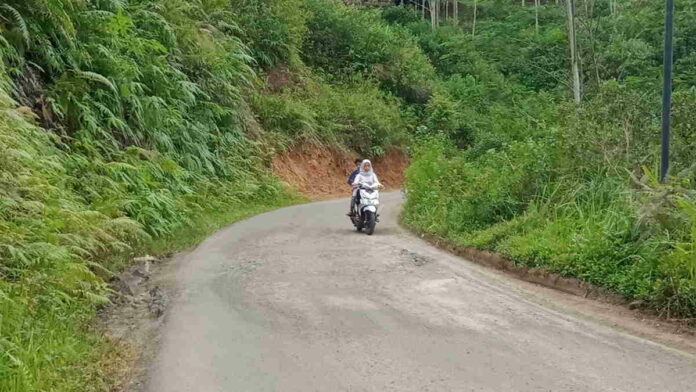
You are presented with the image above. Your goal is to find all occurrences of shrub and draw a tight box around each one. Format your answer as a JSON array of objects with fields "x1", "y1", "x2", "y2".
[
  {"x1": 302, "y1": 0, "x2": 436, "y2": 103},
  {"x1": 231, "y1": 0, "x2": 309, "y2": 67},
  {"x1": 252, "y1": 75, "x2": 413, "y2": 156}
]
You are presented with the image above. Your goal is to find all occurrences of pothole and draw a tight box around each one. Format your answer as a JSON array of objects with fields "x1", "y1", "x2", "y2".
[{"x1": 400, "y1": 248, "x2": 431, "y2": 266}]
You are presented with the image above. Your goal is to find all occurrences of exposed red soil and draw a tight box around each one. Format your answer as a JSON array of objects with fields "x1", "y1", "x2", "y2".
[
  {"x1": 373, "y1": 148, "x2": 408, "y2": 187},
  {"x1": 264, "y1": 64, "x2": 304, "y2": 93},
  {"x1": 271, "y1": 145, "x2": 409, "y2": 200}
]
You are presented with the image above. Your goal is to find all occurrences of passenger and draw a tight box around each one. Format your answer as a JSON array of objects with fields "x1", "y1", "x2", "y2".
[{"x1": 348, "y1": 159, "x2": 382, "y2": 216}]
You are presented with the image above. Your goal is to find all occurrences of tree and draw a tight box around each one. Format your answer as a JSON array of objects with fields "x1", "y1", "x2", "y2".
[
  {"x1": 566, "y1": 0, "x2": 582, "y2": 102},
  {"x1": 430, "y1": 0, "x2": 439, "y2": 29},
  {"x1": 472, "y1": 0, "x2": 478, "y2": 36}
]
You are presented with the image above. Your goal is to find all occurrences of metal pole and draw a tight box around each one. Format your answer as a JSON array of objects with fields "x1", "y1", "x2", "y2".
[{"x1": 660, "y1": 0, "x2": 675, "y2": 183}]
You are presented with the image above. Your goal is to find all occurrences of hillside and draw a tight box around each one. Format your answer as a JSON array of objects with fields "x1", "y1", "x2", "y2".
[
  {"x1": 0, "y1": 0, "x2": 421, "y2": 389},
  {"x1": 1, "y1": 0, "x2": 695, "y2": 390}
]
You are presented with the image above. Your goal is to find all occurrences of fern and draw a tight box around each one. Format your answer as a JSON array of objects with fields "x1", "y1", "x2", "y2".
[
  {"x1": 0, "y1": 0, "x2": 303, "y2": 389},
  {"x1": 0, "y1": 5, "x2": 29, "y2": 47},
  {"x1": 73, "y1": 70, "x2": 119, "y2": 96}
]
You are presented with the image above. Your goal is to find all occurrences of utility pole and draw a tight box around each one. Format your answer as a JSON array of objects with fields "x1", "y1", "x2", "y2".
[{"x1": 660, "y1": 0, "x2": 675, "y2": 183}]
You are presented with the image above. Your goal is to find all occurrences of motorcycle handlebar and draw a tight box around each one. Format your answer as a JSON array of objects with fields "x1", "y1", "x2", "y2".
[{"x1": 353, "y1": 183, "x2": 382, "y2": 190}]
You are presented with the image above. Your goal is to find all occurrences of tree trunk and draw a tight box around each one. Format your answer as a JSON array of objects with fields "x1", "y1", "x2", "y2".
[
  {"x1": 535, "y1": 0, "x2": 540, "y2": 33},
  {"x1": 453, "y1": 0, "x2": 458, "y2": 25},
  {"x1": 472, "y1": 0, "x2": 478, "y2": 37},
  {"x1": 430, "y1": 0, "x2": 437, "y2": 29},
  {"x1": 566, "y1": 0, "x2": 582, "y2": 102}
]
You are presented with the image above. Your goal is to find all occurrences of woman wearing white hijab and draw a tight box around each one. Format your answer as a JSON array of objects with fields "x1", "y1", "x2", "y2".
[
  {"x1": 352, "y1": 159, "x2": 381, "y2": 188},
  {"x1": 348, "y1": 159, "x2": 382, "y2": 215}
]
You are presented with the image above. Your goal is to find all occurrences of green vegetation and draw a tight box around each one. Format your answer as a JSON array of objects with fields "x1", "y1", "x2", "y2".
[
  {"x1": 0, "y1": 1, "x2": 298, "y2": 389},
  {"x1": 398, "y1": 1, "x2": 696, "y2": 321},
  {"x1": 2, "y1": 0, "x2": 696, "y2": 390},
  {"x1": 0, "y1": 0, "x2": 417, "y2": 390}
]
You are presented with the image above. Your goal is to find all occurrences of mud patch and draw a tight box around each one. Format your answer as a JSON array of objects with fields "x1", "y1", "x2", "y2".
[
  {"x1": 97, "y1": 252, "x2": 182, "y2": 391},
  {"x1": 264, "y1": 64, "x2": 304, "y2": 93}
]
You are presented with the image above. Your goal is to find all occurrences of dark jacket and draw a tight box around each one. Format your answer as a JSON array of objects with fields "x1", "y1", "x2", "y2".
[{"x1": 347, "y1": 168, "x2": 360, "y2": 185}]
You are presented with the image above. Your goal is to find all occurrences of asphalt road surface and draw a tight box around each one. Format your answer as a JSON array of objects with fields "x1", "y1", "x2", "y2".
[{"x1": 145, "y1": 192, "x2": 696, "y2": 392}]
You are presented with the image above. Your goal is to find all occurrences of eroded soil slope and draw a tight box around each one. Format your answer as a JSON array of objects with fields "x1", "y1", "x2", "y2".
[{"x1": 271, "y1": 145, "x2": 408, "y2": 199}]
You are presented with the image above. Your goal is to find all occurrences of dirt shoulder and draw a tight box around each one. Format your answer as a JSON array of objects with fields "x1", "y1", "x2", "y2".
[{"x1": 97, "y1": 252, "x2": 182, "y2": 391}]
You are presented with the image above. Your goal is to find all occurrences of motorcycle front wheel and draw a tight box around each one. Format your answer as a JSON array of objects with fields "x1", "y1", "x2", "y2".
[{"x1": 365, "y1": 211, "x2": 376, "y2": 235}]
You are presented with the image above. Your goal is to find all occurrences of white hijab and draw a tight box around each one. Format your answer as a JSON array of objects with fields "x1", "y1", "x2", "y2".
[{"x1": 353, "y1": 159, "x2": 380, "y2": 186}]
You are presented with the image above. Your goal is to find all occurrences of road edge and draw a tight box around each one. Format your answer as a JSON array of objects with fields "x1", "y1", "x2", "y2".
[
  {"x1": 398, "y1": 215, "x2": 696, "y2": 355},
  {"x1": 97, "y1": 198, "x2": 308, "y2": 391}
]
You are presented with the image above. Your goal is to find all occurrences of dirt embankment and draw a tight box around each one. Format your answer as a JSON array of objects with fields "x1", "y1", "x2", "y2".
[{"x1": 271, "y1": 145, "x2": 408, "y2": 200}]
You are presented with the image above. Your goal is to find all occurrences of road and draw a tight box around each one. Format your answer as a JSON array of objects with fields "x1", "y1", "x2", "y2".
[{"x1": 145, "y1": 191, "x2": 696, "y2": 392}]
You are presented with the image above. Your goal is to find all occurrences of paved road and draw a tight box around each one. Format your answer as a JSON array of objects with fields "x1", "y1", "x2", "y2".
[{"x1": 146, "y1": 192, "x2": 696, "y2": 392}]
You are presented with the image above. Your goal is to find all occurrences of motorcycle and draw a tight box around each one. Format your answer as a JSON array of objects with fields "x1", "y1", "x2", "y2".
[{"x1": 350, "y1": 183, "x2": 380, "y2": 235}]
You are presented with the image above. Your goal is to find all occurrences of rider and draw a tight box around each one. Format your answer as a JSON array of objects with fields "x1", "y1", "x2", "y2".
[
  {"x1": 347, "y1": 158, "x2": 362, "y2": 215},
  {"x1": 348, "y1": 159, "x2": 382, "y2": 216},
  {"x1": 347, "y1": 158, "x2": 362, "y2": 187}
]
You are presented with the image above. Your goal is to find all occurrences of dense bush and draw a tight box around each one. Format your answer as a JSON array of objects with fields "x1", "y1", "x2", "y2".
[
  {"x1": 396, "y1": 1, "x2": 696, "y2": 321},
  {"x1": 1, "y1": 0, "x2": 423, "y2": 388},
  {"x1": 302, "y1": 0, "x2": 436, "y2": 103},
  {"x1": 253, "y1": 76, "x2": 413, "y2": 156},
  {"x1": 404, "y1": 135, "x2": 695, "y2": 320},
  {"x1": 0, "y1": 1, "x2": 297, "y2": 390},
  {"x1": 231, "y1": 0, "x2": 309, "y2": 67}
]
